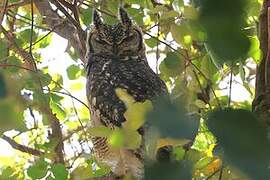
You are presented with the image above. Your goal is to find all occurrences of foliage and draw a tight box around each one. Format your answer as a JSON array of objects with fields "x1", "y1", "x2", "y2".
[{"x1": 0, "y1": 0, "x2": 267, "y2": 179}]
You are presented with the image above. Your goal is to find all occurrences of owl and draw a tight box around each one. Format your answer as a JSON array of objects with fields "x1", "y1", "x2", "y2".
[{"x1": 86, "y1": 7, "x2": 168, "y2": 178}]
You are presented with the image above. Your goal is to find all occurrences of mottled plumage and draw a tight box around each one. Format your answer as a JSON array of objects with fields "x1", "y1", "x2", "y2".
[{"x1": 86, "y1": 8, "x2": 167, "y2": 178}]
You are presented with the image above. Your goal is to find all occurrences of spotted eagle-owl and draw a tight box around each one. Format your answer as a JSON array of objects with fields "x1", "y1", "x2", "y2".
[{"x1": 86, "y1": 7, "x2": 167, "y2": 178}]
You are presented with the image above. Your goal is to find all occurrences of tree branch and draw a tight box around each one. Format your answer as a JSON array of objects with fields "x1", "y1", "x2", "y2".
[
  {"x1": 34, "y1": 0, "x2": 86, "y2": 62},
  {"x1": 0, "y1": 24, "x2": 65, "y2": 164},
  {"x1": 2, "y1": 135, "x2": 44, "y2": 156},
  {"x1": 42, "y1": 106, "x2": 65, "y2": 164},
  {"x1": 252, "y1": 0, "x2": 270, "y2": 126}
]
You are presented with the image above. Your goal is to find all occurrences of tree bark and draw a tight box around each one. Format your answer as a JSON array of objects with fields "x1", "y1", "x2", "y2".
[{"x1": 253, "y1": 0, "x2": 270, "y2": 127}]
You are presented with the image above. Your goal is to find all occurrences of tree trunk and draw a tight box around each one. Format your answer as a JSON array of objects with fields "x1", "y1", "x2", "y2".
[{"x1": 253, "y1": 0, "x2": 270, "y2": 127}]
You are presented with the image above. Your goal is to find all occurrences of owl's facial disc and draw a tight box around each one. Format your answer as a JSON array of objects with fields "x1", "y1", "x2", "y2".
[{"x1": 90, "y1": 8, "x2": 142, "y2": 56}]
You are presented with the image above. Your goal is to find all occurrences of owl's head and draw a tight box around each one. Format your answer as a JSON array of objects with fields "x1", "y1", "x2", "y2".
[{"x1": 87, "y1": 8, "x2": 145, "y2": 57}]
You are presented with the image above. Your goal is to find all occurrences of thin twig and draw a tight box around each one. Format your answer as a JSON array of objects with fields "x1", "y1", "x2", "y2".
[
  {"x1": 2, "y1": 134, "x2": 44, "y2": 156},
  {"x1": 6, "y1": 11, "x2": 51, "y2": 30},
  {"x1": 228, "y1": 63, "x2": 233, "y2": 107},
  {"x1": 46, "y1": 90, "x2": 89, "y2": 109}
]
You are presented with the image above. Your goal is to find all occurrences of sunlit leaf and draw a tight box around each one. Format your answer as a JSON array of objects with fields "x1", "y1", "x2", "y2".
[
  {"x1": 248, "y1": 36, "x2": 262, "y2": 64},
  {"x1": 66, "y1": 65, "x2": 81, "y2": 80},
  {"x1": 0, "y1": 167, "x2": 18, "y2": 180},
  {"x1": 88, "y1": 126, "x2": 113, "y2": 137},
  {"x1": 37, "y1": 33, "x2": 52, "y2": 49},
  {"x1": 109, "y1": 129, "x2": 125, "y2": 148},
  {"x1": 50, "y1": 101, "x2": 66, "y2": 120}
]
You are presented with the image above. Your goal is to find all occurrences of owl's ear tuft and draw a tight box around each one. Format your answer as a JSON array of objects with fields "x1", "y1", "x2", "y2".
[
  {"x1": 93, "y1": 9, "x2": 103, "y2": 29},
  {"x1": 119, "y1": 7, "x2": 132, "y2": 28}
]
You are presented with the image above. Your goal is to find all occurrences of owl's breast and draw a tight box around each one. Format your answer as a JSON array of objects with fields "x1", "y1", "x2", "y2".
[{"x1": 86, "y1": 56, "x2": 167, "y2": 127}]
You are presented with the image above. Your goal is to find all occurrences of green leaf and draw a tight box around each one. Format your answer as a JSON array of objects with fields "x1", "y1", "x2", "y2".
[
  {"x1": 33, "y1": 91, "x2": 50, "y2": 107},
  {"x1": 19, "y1": 29, "x2": 38, "y2": 46},
  {"x1": 27, "y1": 158, "x2": 48, "y2": 179},
  {"x1": 0, "y1": 99, "x2": 26, "y2": 134},
  {"x1": 50, "y1": 101, "x2": 66, "y2": 120},
  {"x1": 183, "y1": 6, "x2": 198, "y2": 19},
  {"x1": 81, "y1": 8, "x2": 93, "y2": 25},
  {"x1": 144, "y1": 161, "x2": 192, "y2": 180},
  {"x1": 0, "y1": 167, "x2": 17, "y2": 180},
  {"x1": 146, "y1": 97, "x2": 199, "y2": 139},
  {"x1": 66, "y1": 65, "x2": 81, "y2": 80},
  {"x1": 170, "y1": 24, "x2": 189, "y2": 45},
  {"x1": 88, "y1": 126, "x2": 113, "y2": 137},
  {"x1": 92, "y1": 166, "x2": 111, "y2": 177},
  {"x1": 145, "y1": 38, "x2": 158, "y2": 48},
  {"x1": 51, "y1": 164, "x2": 68, "y2": 180},
  {"x1": 248, "y1": 36, "x2": 262, "y2": 64},
  {"x1": 194, "y1": 156, "x2": 215, "y2": 170},
  {"x1": 72, "y1": 164, "x2": 93, "y2": 179},
  {"x1": 207, "y1": 108, "x2": 270, "y2": 179},
  {"x1": 40, "y1": 73, "x2": 53, "y2": 87},
  {"x1": 49, "y1": 74, "x2": 63, "y2": 91},
  {"x1": 50, "y1": 93, "x2": 64, "y2": 103},
  {"x1": 199, "y1": 0, "x2": 251, "y2": 63},
  {"x1": 173, "y1": 146, "x2": 186, "y2": 160},
  {"x1": 67, "y1": 47, "x2": 80, "y2": 61},
  {"x1": 185, "y1": 149, "x2": 204, "y2": 163},
  {"x1": 38, "y1": 33, "x2": 52, "y2": 49},
  {"x1": 200, "y1": 55, "x2": 218, "y2": 78},
  {"x1": 6, "y1": 56, "x2": 21, "y2": 73},
  {"x1": 109, "y1": 129, "x2": 125, "y2": 148},
  {"x1": 159, "y1": 52, "x2": 184, "y2": 77},
  {"x1": 239, "y1": 65, "x2": 245, "y2": 82}
]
